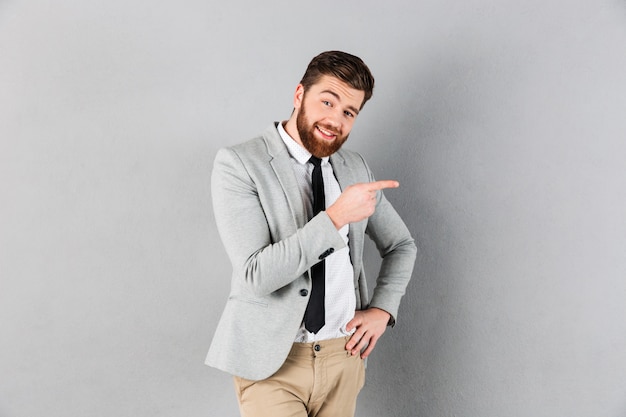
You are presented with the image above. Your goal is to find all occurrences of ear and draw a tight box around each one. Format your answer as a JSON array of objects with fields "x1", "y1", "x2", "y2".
[{"x1": 293, "y1": 84, "x2": 305, "y2": 109}]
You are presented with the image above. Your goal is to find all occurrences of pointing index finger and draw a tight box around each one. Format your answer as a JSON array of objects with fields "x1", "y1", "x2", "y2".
[{"x1": 368, "y1": 180, "x2": 400, "y2": 191}]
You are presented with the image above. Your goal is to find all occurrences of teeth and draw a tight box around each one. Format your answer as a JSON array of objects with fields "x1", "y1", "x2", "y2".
[{"x1": 317, "y1": 126, "x2": 336, "y2": 137}]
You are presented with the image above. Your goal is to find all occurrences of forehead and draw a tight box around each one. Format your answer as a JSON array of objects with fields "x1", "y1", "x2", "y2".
[{"x1": 307, "y1": 75, "x2": 365, "y2": 108}]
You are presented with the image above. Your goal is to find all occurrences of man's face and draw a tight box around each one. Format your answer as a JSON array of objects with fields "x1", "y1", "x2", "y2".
[{"x1": 294, "y1": 75, "x2": 365, "y2": 158}]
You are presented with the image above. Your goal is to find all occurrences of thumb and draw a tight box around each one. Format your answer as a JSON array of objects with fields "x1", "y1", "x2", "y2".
[{"x1": 345, "y1": 313, "x2": 361, "y2": 332}]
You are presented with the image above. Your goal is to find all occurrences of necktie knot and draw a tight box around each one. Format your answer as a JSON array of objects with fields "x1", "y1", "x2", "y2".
[{"x1": 309, "y1": 156, "x2": 322, "y2": 168}]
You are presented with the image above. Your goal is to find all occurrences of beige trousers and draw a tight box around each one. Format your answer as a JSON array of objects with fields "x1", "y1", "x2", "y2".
[{"x1": 233, "y1": 337, "x2": 365, "y2": 417}]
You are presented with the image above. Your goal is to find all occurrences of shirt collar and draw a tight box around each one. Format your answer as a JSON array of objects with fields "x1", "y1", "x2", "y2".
[{"x1": 277, "y1": 121, "x2": 330, "y2": 165}]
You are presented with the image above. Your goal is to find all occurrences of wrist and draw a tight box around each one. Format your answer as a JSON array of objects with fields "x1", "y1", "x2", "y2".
[{"x1": 325, "y1": 206, "x2": 345, "y2": 230}]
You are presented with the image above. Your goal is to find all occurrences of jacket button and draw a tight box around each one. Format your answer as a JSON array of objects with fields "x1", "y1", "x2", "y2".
[
  {"x1": 300, "y1": 289, "x2": 308, "y2": 297},
  {"x1": 314, "y1": 344, "x2": 321, "y2": 352},
  {"x1": 319, "y1": 247, "x2": 335, "y2": 260}
]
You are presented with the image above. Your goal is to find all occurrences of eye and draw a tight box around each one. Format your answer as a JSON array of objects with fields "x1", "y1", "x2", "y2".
[
  {"x1": 344, "y1": 110, "x2": 355, "y2": 118},
  {"x1": 322, "y1": 100, "x2": 331, "y2": 107}
]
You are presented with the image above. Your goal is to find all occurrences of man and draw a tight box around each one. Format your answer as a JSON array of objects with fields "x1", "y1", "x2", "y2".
[{"x1": 206, "y1": 51, "x2": 416, "y2": 417}]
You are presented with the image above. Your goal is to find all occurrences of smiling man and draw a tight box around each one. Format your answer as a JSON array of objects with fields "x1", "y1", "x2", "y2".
[{"x1": 206, "y1": 51, "x2": 417, "y2": 417}]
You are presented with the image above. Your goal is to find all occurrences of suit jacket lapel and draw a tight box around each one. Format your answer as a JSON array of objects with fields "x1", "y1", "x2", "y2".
[
  {"x1": 264, "y1": 124, "x2": 308, "y2": 229},
  {"x1": 329, "y1": 151, "x2": 356, "y2": 200}
]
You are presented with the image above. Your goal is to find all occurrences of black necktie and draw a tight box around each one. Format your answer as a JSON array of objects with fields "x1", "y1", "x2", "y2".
[{"x1": 304, "y1": 156, "x2": 325, "y2": 333}]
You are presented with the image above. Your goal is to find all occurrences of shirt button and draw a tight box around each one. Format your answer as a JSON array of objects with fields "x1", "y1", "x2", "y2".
[
  {"x1": 300, "y1": 289, "x2": 308, "y2": 297},
  {"x1": 314, "y1": 344, "x2": 321, "y2": 352}
]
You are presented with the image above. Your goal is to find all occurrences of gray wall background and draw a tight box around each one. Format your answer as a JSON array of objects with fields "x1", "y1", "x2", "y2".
[{"x1": 1, "y1": 1, "x2": 625, "y2": 416}]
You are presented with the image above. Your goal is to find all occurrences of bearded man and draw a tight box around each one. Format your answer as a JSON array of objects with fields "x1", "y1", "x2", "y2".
[{"x1": 206, "y1": 50, "x2": 417, "y2": 417}]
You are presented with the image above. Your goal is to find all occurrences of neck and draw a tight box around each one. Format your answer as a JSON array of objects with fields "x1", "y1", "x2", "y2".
[{"x1": 283, "y1": 114, "x2": 303, "y2": 148}]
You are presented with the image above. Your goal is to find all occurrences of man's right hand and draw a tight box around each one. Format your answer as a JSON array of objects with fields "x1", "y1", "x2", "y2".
[{"x1": 326, "y1": 180, "x2": 399, "y2": 229}]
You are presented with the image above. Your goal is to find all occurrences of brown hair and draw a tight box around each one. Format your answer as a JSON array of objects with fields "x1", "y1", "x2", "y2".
[{"x1": 299, "y1": 51, "x2": 375, "y2": 109}]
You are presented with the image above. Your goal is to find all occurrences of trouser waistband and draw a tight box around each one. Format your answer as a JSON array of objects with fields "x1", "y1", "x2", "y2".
[{"x1": 289, "y1": 336, "x2": 351, "y2": 357}]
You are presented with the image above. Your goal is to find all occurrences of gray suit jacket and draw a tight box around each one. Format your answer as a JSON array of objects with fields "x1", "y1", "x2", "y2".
[{"x1": 205, "y1": 123, "x2": 416, "y2": 380}]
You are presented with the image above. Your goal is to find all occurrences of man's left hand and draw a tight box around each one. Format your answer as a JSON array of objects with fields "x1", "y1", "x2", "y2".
[{"x1": 345, "y1": 307, "x2": 391, "y2": 359}]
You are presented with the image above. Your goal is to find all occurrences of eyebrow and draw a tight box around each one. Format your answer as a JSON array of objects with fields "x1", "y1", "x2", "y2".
[{"x1": 320, "y1": 89, "x2": 360, "y2": 115}]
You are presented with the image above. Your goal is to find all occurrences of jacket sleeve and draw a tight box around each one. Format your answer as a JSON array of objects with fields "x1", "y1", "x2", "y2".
[
  {"x1": 211, "y1": 147, "x2": 346, "y2": 296},
  {"x1": 362, "y1": 158, "x2": 417, "y2": 326}
]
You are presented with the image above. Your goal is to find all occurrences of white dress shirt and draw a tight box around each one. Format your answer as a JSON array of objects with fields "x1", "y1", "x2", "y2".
[{"x1": 277, "y1": 122, "x2": 356, "y2": 343}]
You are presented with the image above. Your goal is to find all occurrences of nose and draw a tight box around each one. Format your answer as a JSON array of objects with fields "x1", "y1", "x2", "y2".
[
  {"x1": 325, "y1": 110, "x2": 342, "y2": 129},
  {"x1": 326, "y1": 118, "x2": 339, "y2": 129}
]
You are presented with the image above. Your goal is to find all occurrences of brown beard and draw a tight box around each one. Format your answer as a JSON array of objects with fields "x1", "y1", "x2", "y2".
[{"x1": 296, "y1": 99, "x2": 349, "y2": 158}]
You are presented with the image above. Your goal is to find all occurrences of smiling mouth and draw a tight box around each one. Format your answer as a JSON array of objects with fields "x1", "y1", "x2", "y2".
[{"x1": 316, "y1": 125, "x2": 338, "y2": 140}]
